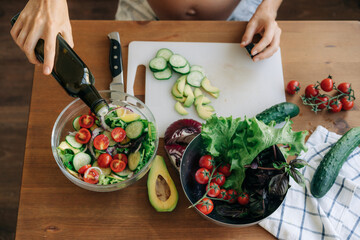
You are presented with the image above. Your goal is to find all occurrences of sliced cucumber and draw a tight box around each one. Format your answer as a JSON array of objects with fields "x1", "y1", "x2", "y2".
[
  {"x1": 175, "y1": 102, "x2": 188, "y2": 115},
  {"x1": 190, "y1": 65, "x2": 206, "y2": 76},
  {"x1": 92, "y1": 161, "x2": 111, "y2": 176},
  {"x1": 103, "y1": 131, "x2": 116, "y2": 147},
  {"x1": 156, "y1": 48, "x2": 173, "y2": 61},
  {"x1": 128, "y1": 151, "x2": 142, "y2": 171},
  {"x1": 73, "y1": 152, "x2": 91, "y2": 171},
  {"x1": 169, "y1": 54, "x2": 187, "y2": 68},
  {"x1": 65, "y1": 135, "x2": 83, "y2": 149},
  {"x1": 173, "y1": 62, "x2": 190, "y2": 75},
  {"x1": 201, "y1": 77, "x2": 220, "y2": 93},
  {"x1": 72, "y1": 115, "x2": 81, "y2": 131},
  {"x1": 114, "y1": 168, "x2": 133, "y2": 177},
  {"x1": 125, "y1": 121, "x2": 144, "y2": 139},
  {"x1": 149, "y1": 57, "x2": 167, "y2": 72},
  {"x1": 187, "y1": 71, "x2": 204, "y2": 87},
  {"x1": 153, "y1": 67, "x2": 172, "y2": 80}
]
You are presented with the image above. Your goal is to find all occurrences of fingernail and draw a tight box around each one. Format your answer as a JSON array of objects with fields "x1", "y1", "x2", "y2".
[
  {"x1": 241, "y1": 41, "x2": 246, "y2": 46},
  {"x1": 44, "y1": 66, "x2": 51, "y2": 75},
  {"x1": 253, "y1": 58, "x2": 259, "y2": 62},
  {"x1": 252, "y1": 50, "x2": 258, "y2": 55}
]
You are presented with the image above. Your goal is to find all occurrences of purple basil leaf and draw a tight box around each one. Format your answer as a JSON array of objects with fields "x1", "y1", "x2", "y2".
[
  {"x1": 289, "y1": 159, "x2": 309, "y2": 169},
  {"x1": 289, "y1": 168, "x2": 306, "y2": 187},
  {"x1": 268, "y1": 173, "x2": 289, "y2": 197}
]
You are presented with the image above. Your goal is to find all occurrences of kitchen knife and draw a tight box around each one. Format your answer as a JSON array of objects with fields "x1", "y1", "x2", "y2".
[{"x1": 107, "y1": 32, "x2": 124, "y2": 94}]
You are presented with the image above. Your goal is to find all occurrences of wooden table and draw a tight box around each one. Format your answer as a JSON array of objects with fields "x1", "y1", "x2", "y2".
[{"x1": 16, "y1": 21, "x2": 360, "y2": 239}]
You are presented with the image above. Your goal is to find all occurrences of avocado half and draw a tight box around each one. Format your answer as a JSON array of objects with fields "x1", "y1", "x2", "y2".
[{"x1": 147, "y1": 155, "x2": 178, "y2": 212}]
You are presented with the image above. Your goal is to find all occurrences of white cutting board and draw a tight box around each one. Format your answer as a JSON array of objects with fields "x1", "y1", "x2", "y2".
[{"x1": 127, "y1": 41, "x2": 286, "y2": 137}]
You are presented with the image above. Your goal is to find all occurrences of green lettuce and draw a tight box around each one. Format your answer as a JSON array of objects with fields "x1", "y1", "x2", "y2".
[{"x1": 201, "y1": 115, "x2": 308, "y2": 192}]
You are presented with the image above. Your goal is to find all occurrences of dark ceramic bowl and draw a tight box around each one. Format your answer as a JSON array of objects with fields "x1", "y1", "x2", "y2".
[{"x1": 180, "y1": 134, "x2": 287, "y2": 227}]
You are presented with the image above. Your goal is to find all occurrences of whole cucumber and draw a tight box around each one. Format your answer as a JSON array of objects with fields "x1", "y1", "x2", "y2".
[
  {"x1": 256, "y1": 102, "x2": 300, "y2": 125},
  {"x1": 310, "y1": 127, "x2": 360, "y2": 198}
]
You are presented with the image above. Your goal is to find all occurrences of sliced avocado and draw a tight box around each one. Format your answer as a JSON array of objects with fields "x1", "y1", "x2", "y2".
[
  {"x1": 174, "y1": 102, "x2": 188, "y2": 115},
  {"x1": 147, "y1": 155, "x2": 178, "y2": 212},
  {"x1": 172, "y1": 95, "x2": 186, "y2": 103},
  {"x1": 196, "y1": 104, "x2": 214, "y2": 120},
  {"x1": 193, "y1": 88, "x2": 203, "y2": 98},
  {"x1": 201, "y1": 77, "x2": 220, "y2": 94},
  {"x1": 194, "y1": 95, "x2": 211, "y2": 106},
  {"x1": 203, "y1": 105, "x2": 215, "y2": 112},
  {"x1": 171, "y1": 82, "x2": 183, "y2": 98},
  {"x1": 58, "y1": 141, "x2": 81, "y2": 154},
  {"x1": 176, "y1": 75, "x2": 186, "y2": 95},
  {"x1": 183, "y1": 84, "x2": 194, "y2": 107},
  {"x1": 208, "y1": 91, "x2": 220, "y2": 99}
]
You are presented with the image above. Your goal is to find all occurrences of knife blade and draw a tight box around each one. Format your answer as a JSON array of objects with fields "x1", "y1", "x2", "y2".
[{"x1": 107, "y1": 32, "x2": 124, "y2": 93}]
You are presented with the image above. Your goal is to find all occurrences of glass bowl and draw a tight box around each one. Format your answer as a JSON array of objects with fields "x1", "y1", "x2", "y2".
[
  {"x1": 180, "y1": 134, "x2": 287, "y2": 227},
  {"x1": 51, "y1": 90, "x2": 159, "y2": 192}
]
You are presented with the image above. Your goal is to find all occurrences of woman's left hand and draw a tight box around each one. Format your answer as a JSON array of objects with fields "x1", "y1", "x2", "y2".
[{"x1": 240, "y1": 0, "x2": 282, "y2": 62}]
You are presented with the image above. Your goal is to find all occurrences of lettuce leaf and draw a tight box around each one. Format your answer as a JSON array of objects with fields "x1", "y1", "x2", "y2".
[{"x1": 201, "y1": 115, "x2": 308, "y2": 192}]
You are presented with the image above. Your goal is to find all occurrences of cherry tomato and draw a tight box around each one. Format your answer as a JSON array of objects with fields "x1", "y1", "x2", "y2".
[
  {"x1": 218, "y1": 164, "x2": 231, "y2": 177},
  {"x1": 315, "y1": 96, "x2": 329, "y2": 109},
  {"x1": 206, "y1": 182, "x2": 220, "y2": 197},
  {"x1": 196, "y1": 198, "x2": 214, "y2": 215},
  {"x1": 79, "y1": 114, "x2": 95, "y2": 128},
  {"x1": 340, "y1": 97, "x2": 354, "y2": 111},
  {"x1": 110, "y1": 160, "x2": 126, "y2": 173},
  {"x1": 199, "y1": 155, "x2": 215, "y2": 171},
  {"x1": 305, "y1": 84, "x2": 319, "y2": 98},
  {"x1": 227, "y1": 189, "x2": 238, "y2": 204},
  {"x1": 329, "y1": 99, "x2": 342, "y2": 113},
  {"x1": 237, "y1": 192, "x2": 250, "y2": 205},
  {"x1": 93, "y1": 134, "x2": 109, "y2": 150},
  {"x1": 195, "y1": 168, "x2": 210, "y2": 185},
  {"x1": 211, "y1": 172, "x2": 226, "y2": 187},
  {"x1": 84, "y1": 169, "x2": 99, "y2": 184},
  {"x1": 338, "y1": 82, "x2": 351, "y2": 94},
  {"x1": 78, "y1": 164, "x2": 91, "y2": 174},
  {"x1": 217, "y1": 189, "x2": 229, "y2": 200},
  {"x1": 286, "y1": 80, "x2": 300, "y2": 95},
  {"x1": 320, "y1": 76, "x2": 333, "y2": 92},
  {"x1": 75, "y1": 128, "x2": 91, "y2": 144},
  {"x1": 111, "y1": 127, "x2": 127, "y2": 142},
  {"x1": 113, "y1": 153, "x2": 128, "y2": 164},
  {"x1": 97, "y1": 153, "x2": 112, "y2": 168}
]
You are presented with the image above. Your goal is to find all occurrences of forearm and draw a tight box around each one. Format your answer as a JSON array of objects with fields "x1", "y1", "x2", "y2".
[{"x1": 256, "y1": 0, "x2": 283, "y2": 19}]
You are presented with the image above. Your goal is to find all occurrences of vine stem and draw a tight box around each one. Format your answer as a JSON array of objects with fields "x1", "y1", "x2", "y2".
[{"x1": 244, "y1": 165, "x2": 278, "y2": 171}]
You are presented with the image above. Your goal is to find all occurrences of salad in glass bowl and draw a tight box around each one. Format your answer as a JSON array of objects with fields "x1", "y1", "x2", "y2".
[{"x1": 52, "y1": 91, "x2": 158, "y2": 192}]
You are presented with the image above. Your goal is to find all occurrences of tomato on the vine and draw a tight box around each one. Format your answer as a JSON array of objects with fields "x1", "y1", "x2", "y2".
[
  {"x1": 79, "y1": 114, "x2": 95, "y2": 128},
  {"x1": 237, "y1": 192, "x2": 250, "y2": 205},
  {"x1": 315, "y1": 96, "x2": 329, "y2": 109},
  {"x1": 217, "y1": 189, "x2": 229, "y2": 200},
  {"x1": 196, "y1": 198, "x2": 214, "y2": 215},
  {"x1": 218, "y1": 163, "x2": 231, "y2": 177},
  {"x1": 320, "y1": 76, "x2": 333, "y2": 92},
  {"x1": 286, "y1": 80, "x2": 300, "y2": 95},
  {"x1": 329, "y1": 99, "x2": 342, "y2": 113},
  {"x1": 75, "y1": 128, "x2": 91, "y2": 144},
  {"x1": 227, "y1": 189, "x2": 238, "y2": 204},
  {"x1": 206, "y1": 182, "x2": 220, "y2": 198},
  {"x1": 195, "y1": 168, "x2": 210, "y2": 184},
  {"x1": 305, "y1": 84, "x2": 319, "y2": 98},
  {"x1": 97, "y1": 153, "x2": 112, "y2": 168},
  {"x1": 338, "y1": 82, "x2": 351, "y2": 94},
  {"x1": 340, "y1": 97, "x2": 354, "y2": 111},
  {"x1": 199, "y1": 155, "x2": 215, "y2": 171},
  {"x1": 211, "y1": 172, "x2": 226, "y2": 187}
]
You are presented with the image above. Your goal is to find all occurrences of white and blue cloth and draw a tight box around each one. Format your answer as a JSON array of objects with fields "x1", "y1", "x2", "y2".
[{"x1": 260, "y1": 125, "x2": 360, "y2": 240}]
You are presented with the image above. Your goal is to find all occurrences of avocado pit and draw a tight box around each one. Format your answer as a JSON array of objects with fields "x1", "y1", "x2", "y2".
[{"x1": 156, "y1": 174, "x2": 171, "y2": 202}]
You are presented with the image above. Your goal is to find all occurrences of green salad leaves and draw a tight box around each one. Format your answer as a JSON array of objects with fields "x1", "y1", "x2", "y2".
[{"x1": 201, "y1": 115, "x2": 308, "y2": 192}]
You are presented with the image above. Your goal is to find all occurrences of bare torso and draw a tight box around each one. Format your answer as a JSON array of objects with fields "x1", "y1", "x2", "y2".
[{"x1": 147, "y1": 0, "x2": 241, "y2": 20}]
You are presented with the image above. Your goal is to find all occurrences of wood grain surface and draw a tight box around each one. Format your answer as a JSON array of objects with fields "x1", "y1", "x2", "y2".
[{"x1": 15, "y1": 21, "x2": 360, "y2": 239}]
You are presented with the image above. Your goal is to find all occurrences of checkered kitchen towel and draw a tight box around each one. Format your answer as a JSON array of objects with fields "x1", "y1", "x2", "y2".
[{"x1": 260, "y1": 125, "x2": 360, "y2": 240}]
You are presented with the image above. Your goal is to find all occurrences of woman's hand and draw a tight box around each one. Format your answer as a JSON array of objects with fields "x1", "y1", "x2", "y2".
[
  {"x1": 10, "y1": 0, "x2": 73, "y2": 75},
  {"x1": 240, "y1": 0, "x2": 282, "y2": 62}
]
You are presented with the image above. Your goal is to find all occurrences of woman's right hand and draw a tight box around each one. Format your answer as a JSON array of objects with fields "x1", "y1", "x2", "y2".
[{"x1": 10, "y1": 0, "x2": 73, "y2": 75}]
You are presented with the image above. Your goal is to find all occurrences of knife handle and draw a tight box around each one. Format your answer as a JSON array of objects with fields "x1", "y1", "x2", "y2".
[{"x1": 109, "y1": 38, "x2": 123, "y2": 78}]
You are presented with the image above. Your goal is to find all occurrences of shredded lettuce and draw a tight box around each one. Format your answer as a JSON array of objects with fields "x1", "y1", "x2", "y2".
[{"x1": 201, "y1": 115, "x2": 308, "y2": 192}]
